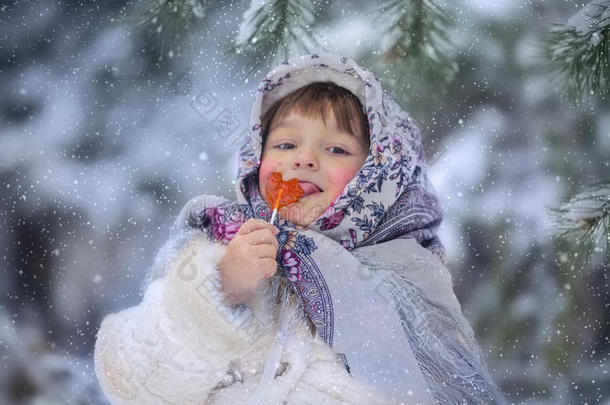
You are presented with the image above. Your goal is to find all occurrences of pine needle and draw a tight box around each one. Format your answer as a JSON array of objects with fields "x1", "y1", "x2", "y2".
[
  {"x1": 223, "y1": 0, "x2": 323, "y2": 77},
  {"x1": 543, "y1": 2, "x2": 610, "y2": 102},
  {"x1": 548, "y1": 180, "x2": 610, "y2": 266},
  {"x1": 373, "y1": 0, "x2": 458, "y2": 98}
]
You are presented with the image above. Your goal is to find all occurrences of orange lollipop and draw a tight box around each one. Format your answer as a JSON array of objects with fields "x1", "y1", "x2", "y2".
[{"x1": 264, "y1": 171, "x2": 304, "y2": 224}]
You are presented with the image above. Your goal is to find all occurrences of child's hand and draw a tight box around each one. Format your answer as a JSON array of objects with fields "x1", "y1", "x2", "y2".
[{"x1": 218, "y1": 219, "x2": 280, "y2": 306}]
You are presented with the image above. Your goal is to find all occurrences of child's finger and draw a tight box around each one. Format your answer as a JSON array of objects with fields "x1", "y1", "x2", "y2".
[
  {"x1": 254, "y1": 244, "x2": 278, "y2": 260},
  {"x1": 236, "y1": 218, "x2": 280, "y2": 236},
  {"x1": 247, "y1": 228, "x2": 279, "y2": 247}
]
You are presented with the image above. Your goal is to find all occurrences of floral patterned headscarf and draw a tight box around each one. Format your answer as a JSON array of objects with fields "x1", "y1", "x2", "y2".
[{"x1": 236, "y1": 52, "x2": 444, "y2": 262}]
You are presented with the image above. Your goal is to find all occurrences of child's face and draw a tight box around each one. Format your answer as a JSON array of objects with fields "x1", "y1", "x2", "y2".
[{"x1": 259, "y1": 109, "x2": 368, "y2": 227}]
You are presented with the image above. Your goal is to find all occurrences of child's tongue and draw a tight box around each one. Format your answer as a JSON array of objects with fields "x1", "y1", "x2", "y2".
[{"x1": 299, "y1": 182, "x2": 320, "y2": 196}]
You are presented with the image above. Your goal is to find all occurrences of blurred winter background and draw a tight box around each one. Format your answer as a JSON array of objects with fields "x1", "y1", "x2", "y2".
[{"x1": 1, "y1": 0, "x2": 608, "y2": 403}]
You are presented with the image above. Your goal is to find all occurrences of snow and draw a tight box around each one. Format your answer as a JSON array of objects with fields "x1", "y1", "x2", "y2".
[
  {"x1": 1, "y1": 0, "x2": 609, "y2": 403},
  {"x1": 567, "y1": 0, "x2": 610, "y2": 32}
]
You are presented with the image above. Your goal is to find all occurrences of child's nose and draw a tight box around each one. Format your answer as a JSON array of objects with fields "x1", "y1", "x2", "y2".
[{"x1": 291, "y1": 150, "x2": 319, "y2": 170}]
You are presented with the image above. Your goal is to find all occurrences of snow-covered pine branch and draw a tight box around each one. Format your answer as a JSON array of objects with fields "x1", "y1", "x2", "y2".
[
  {"x1": 229, "y1": 0, "x2": 321, "y2": 75},
  {"x1": 374, "y1": 0, "x2": 458, "y2": 93},
  {"x1": 544, "y1": 0, "x2": 610, "y2": 101},
  {"x1": 549, "y1": 180, "x2": 610, "y2": 266}
]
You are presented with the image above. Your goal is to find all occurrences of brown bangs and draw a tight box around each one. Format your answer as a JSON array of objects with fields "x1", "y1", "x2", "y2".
[{"x1": 260, "y1": 81, "x2": 370, "y2": 152}]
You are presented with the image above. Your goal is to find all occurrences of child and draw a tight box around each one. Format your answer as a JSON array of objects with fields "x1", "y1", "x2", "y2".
[{"x1": 94, "y1": 53, "x2": 505, "y2": 404}]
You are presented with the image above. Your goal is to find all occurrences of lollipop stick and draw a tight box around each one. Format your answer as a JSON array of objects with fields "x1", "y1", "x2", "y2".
[
  {"x1": 270, "y1": 209, "x2": 278, "y2": 224},
  {"x1": 269, "y1": 187, "x2": 284, "y2": 224}
]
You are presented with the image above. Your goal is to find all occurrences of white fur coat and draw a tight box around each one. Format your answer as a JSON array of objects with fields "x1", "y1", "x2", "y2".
[{"x1": 94, "y1": 231, "x2": 392, "y2": 404}]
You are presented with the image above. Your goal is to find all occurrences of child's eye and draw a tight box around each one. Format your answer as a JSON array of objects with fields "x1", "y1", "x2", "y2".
[
  {"x1": 275, "y1": 143, "x2": 295, "y2": 150},
  {"x1": 328, "y1": 146, "x2": 348, "y2": 155}
]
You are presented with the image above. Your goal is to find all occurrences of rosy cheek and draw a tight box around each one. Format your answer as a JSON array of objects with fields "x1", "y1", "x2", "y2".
[
  {"x1": 327, "y1": 167, "x2": 358, "y2": 199},
  {"x1": 258, "y1": 156, "x2": 282, "y2": 201},
  {"x1": 258, "y1": 162, "x2": 271, "y2": 185}
]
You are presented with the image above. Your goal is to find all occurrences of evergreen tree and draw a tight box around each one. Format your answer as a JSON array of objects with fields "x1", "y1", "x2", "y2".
[
  {"x1": 549, "y1": 181, "x2": 610, "y2": 266},
  {"x1": 544, "y1": 1, "x2": 609, "y2": 101},
  {"x1": 545, "y1": 1, "x2": 610, "y2": 265},
  {"x1": 134, "y1": 0, "x2": 459, "y2": 99},
  {"x1": 227, "y1": 0, "x2": 322, "y2": 75},
  {"x1": 372, "y1": 0, "x2": 458, "y2": 100}
]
